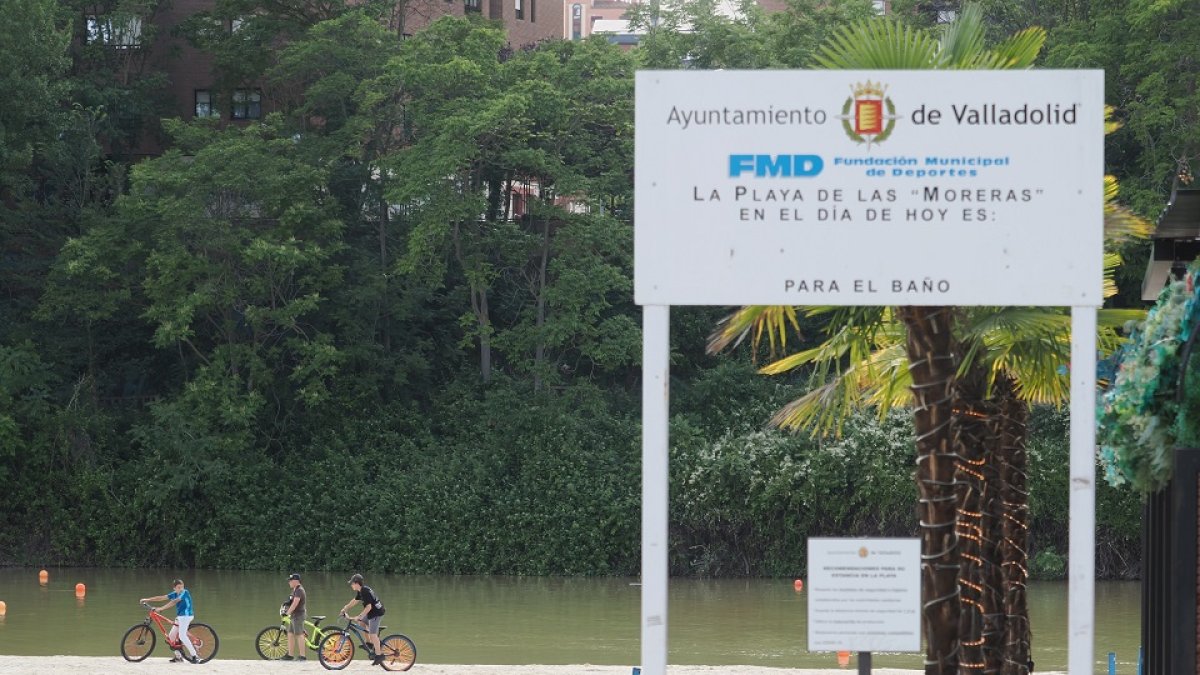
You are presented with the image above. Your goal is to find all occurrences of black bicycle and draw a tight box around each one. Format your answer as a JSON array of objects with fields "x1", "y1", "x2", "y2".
[{"x1": 317, "y1": 613, "x2": 416, "y2": 671}]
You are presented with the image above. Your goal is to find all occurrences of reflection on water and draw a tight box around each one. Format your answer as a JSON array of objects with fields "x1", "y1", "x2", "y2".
[{"x1": 0, "y1": 568, "x2": 1138, "y2": 669}]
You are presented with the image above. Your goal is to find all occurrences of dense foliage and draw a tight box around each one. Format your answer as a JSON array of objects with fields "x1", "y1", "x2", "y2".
[{"x1": 0, "y1": 0, "x2": 1169, "y2": 579}]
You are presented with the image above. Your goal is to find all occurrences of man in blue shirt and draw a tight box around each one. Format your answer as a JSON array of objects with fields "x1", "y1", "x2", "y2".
[{"x1": 141, "y1": 579, "x2": 199, "y2": 663}]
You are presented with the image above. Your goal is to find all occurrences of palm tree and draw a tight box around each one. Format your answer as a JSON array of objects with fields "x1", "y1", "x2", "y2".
[
  {"x1": 708, "y1": 7, "x2": 1148, "y2": 674},
  {"x1": 817, "y1": 9, "x2": 1043, "y2": 673}
]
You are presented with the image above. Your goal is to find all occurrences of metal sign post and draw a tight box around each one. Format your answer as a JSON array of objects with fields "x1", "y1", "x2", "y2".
[
  {"x1": 641, "y1": 305, "x2": 670, "y2": 675},
  {"x1": 1069, "y1": 307, "x2": 1098, "y2": 674}
]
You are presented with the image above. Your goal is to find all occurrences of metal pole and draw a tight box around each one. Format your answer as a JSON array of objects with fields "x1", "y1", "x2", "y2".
[
  {"x1": 858, "y1": 651, "x2": 872, "y2": 675},
  {"x1": 1069, "y1": 306, "x2": 1097, "y2": 674},
  {"x1": 641, "y1": 305, "x2": 670, "y2": 675}
]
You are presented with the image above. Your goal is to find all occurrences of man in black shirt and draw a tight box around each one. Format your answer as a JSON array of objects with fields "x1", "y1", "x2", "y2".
[{"x1": 340, "y1": 574, "x2": 386, "y2": 665}]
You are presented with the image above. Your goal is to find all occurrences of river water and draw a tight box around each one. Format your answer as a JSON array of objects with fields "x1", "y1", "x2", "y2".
[{"x1": 0, "y1": 568, "x2": 1139, "y2": 671}]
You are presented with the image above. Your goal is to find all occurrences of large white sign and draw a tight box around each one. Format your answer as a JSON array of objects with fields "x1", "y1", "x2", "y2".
[
  {"x1": 634, "y1": 70, "x2": 1104, "y2": 306},
  {"x1": 807, "y1": 537, "x2": 921, "y2": 653}
]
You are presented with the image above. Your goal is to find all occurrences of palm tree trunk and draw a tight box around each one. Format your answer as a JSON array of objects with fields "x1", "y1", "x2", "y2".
[
  {"x1": 953, "y1": 366, "x2": 1002, "y2": 674},
  {"x1": 993, "y1": 376, "x2": 1031, "y2": 675},
  {"x1": 897, "y1": 306, "x2": 960, "y2": 675}
]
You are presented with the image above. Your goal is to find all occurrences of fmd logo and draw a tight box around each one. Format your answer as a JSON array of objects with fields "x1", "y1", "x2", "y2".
[{"x1": 728, "y1": 154, "x2": 824, "y2": 178}]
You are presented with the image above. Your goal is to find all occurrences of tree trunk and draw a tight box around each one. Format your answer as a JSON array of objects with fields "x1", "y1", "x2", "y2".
[
  {"x1": 453, "y1": 221, "x2": 492, "y2": 383},
  {"x1": 953, "y1": 365, "x2": 1001, "y2": 674},
  {"x1": 474, "y1": 286, "x2": 492, "y2": 383},
  {"x1": 379, "y1": 193, "x2": 391, "y2": 353},
  {"x1": 897, "y1": 306, "x2": 960, "y2": 675},
  {"x1": 993, "y1": 375, "x2": 1032, "y2": 675},
  {"x1": 532, "y1": 217, "x2": 551, "y2": 392}
]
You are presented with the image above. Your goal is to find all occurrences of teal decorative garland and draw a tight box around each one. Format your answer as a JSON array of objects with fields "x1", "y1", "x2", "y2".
[{"x1": 1098, "y1": 261, "x2": 1200, "y2": 492}]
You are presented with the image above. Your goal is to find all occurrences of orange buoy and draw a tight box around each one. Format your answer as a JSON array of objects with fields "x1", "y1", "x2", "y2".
[
  {"x1": 793, "y1": 579, "x2": 804, "y2": 592},
  {"x1": 38, "y1": 569, "x2": 48, "y2": 585},
  {"x1": 837, "y1": 651, "x2": 851, "y2": 667},
  {"x1": 0, "y1": 600, "x2": 7, "y2": 616},
  {"x1": 74, "y1": 583, "x2": 86, "y2": 597}
]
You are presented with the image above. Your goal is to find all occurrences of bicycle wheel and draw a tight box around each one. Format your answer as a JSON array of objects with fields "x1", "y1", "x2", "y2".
[
  {"x1": 121, "y1": 624, "x2": 156, "y2": 662},
  {"x1": 186, "y1": 622, "x2": 220, "y2": 663},
  {"x1": 318, "y1": 630, "x2": 354, "y2": 670},
  {"x1": 255, "y1": 625, "x2": 288, "y2": 660},
  {"x1": 379, "y1": 634, "x2": 417, "y2": 672},
  {"x1": 310, "y1": 626, "x2": 344, "y2": 651}
]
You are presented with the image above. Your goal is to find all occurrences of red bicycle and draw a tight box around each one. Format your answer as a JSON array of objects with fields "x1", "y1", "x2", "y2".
[{"x1": 120, "y1": 602, "x2": 220, "y2": 663}]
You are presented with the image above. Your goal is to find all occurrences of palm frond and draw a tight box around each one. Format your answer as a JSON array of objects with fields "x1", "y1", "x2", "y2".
[
  {"x1": 1104, "y1": 105, "x2": 1121, "y2": 135},
  {"x1": 861, "y1": 338, "x2": 912, "y2": 412},
  {"x1": 770, "y1": 379, "x2": 856, "y2": 436},
  {"x1": 958, "y1": 308, "x2": 1070, "y2": 401},
  {"x1": 769, "y1": 341, "x2": 911, "y2": 436},
  {"x1": 1104, "y1": 175, "x2": 1153, "y2": 241},
  {"x1": 936, "y1": 3, "x2": 988, "y2": 69},
  {"x1": 814, "y1": 18, "x2": 939, "y2": 69},
  {"x1": 1103, "y1": 250, "x2": 1123, "y2": 298},
  {"x1": 707, "y1": 305, "x2": 801, "y2": 358},
  {"x1": 978, "y1": 27, "x2": 1045, "y2": 69},
  {"x1": 758, "y1": 318, "x2": 865, "y2": 375},
  {"x1": 960, "y1": 307, "x2": 1070, "y2": 338},
  {"x1": 997, "y1": 338, "x2": 1071, "y2": 404},
  {"x1": 1096, "y1": 324, "x2": 1127, "y2": 357}
]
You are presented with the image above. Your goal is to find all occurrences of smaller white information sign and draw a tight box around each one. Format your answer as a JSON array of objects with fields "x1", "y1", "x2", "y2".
[{"x1": 807, "y1": 537, "x2": 921, "y2": 653}]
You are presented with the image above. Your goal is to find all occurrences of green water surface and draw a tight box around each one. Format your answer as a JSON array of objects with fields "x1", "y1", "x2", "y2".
[{"x1": 0, "y1": 568, "x2": 1139, "y2": 671}]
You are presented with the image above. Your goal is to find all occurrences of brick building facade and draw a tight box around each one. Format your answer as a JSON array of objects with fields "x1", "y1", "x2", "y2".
[{"x1": 83, "y1": 0, "x2": 566, "y2": 137}]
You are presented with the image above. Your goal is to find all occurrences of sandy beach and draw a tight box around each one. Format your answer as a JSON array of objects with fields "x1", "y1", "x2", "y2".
[
  {"x1": 0, "y1": 658, "x2": 1076, "y2": 675},
  {"x1": 0, "y1": 657, "x2": 937, "y2": 675}
]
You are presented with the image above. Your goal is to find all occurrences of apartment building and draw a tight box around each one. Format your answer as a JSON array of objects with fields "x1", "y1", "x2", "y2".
[{"x1": 82, "y1": 0, "x2": 565, "y2": 136}]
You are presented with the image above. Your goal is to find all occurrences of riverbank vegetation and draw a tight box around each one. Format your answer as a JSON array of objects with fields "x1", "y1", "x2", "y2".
[{"x1": 1, "y1": 0, "x2": 1185, "y2": 581}]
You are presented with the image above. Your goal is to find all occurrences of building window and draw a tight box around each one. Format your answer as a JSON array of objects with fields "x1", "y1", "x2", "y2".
[
  {"x1": 515, "y1": 0, "x2": 523, "y2": 19},
  {"x1": 872, "y1": 0, "x2": 886, "y2": 14},
  {"x1": 85, "y1": 15, "x2": 142, "y2": 48},
  {"x1": 571, "y1": 3, "x2": 582, "y2": 39},
  {"x1": 194, "y1": 90, "x2": 218, "y2": 119},
  {"x1": 934, "y1": 4, "x2": 957, "y2": 23},
  {"x1": 530, "y1": 0, "x2": 535, "y2": 22},
  {"x1": 232, "y1": 89, "x2": 261, "y2": 120},
  {"x1": 465, "y1": 0, "x2": 481, "y2": 12}
]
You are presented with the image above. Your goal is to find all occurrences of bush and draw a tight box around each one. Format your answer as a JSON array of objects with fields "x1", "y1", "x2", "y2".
[
  {"x1": 671, "y1": 408, "x2": 917, "y2": 577},
  {"x1": 1030, "y1": 549, "x2": 1067, "y2": 581}
]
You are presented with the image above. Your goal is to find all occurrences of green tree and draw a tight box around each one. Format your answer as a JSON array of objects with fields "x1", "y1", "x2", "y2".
[
  {"x1": 0, "y1": 0, "x2": 70, "y2": 335},
  {"x1": 380, "y1": 19, "x2": 640, "y2": 387},
  {"x1": 1044, "y1": 0, "x2": 1200, "y2": 216},
  {"x1": 629, "y1": 0, "x2": 876, "y2": 70},
  {"x1": 0, "y1": 0, "x2": 69, "y2": 198}
]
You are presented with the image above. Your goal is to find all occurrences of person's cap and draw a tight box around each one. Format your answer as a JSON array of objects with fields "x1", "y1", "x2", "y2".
[
  {"x1": 348, "y1": 574, "x2": 364, "y2": 585},
  {"x1": 287, "y1": 573, "x2": 301, "y2": 581}
]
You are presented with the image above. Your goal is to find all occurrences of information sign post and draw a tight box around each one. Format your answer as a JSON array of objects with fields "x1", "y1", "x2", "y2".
[
  {"x1": 635, "y1": 69, "x2": 1104, "y2": 675},
  {"x1": 807, "y1": 538, "x2": 922, "y2": 672}
]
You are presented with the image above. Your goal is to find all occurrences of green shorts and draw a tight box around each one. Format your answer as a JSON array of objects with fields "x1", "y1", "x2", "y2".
[{"x1": 288, "y1": 613, "x2": 306, "y2": 634}]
